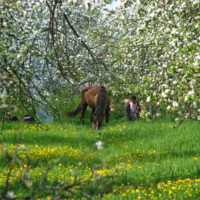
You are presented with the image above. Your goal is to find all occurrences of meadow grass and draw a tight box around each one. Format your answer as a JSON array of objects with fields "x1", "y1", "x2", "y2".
[{"x1": 0, "y1": 112, "x2": 200, "y2": 199}]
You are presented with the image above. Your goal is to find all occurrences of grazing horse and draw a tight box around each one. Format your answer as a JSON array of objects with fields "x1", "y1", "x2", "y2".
[
  {"x1": 2, "y1": 115, "x2": 19, "y2": 121},
  {"x1": 67, "y1": 85, "x2": 110, "y2": 130}
]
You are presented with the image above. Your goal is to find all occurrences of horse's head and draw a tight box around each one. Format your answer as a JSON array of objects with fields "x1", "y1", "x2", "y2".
[{"x1": 92, "y1": 109, "x2": 104, "y2": 130}]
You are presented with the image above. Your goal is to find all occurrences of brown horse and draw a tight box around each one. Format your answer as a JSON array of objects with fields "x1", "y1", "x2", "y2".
[{"x1": 67, "y1": 85, "x2": 110, "y2": 130}]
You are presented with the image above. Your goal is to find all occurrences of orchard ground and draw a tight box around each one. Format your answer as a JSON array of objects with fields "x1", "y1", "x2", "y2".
[{"x1": 0, "y1": 113, "x2": 200, "y2": 199}]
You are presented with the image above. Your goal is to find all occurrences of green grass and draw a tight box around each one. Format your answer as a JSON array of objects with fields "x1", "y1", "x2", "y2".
[{"x1": 0, "y1": 112, "x2": 200, "y2": 199}]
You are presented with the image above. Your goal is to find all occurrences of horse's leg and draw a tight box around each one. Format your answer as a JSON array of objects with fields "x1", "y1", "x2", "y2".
[
  {"x1": 81, "y1": 104, "x2": 87, "y2": 126},
  {"x1": 90, "y1": 110, "x2": 95, "y2": 129},
  {"x1": 105, "y1": 106, "x2": 109, "y2": 126}
]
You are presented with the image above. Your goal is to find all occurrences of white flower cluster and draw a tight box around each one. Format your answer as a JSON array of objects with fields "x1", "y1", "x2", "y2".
[
  {"x1": 146, "y1": 96, "x2": 151, "y2": 102},
  {"x1": 1, "y1": 0, "x2": 200, "y2": 124},
  {"x1": 172, "y1": 101, "x2": 178, "y2": 107},
  {"x1": 95, "y1": 141, "x2": 103, "y2": 150}
]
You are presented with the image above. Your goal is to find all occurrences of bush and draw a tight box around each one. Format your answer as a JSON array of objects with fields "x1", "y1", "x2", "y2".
[{"x1": 110, "y1": 96, "x2": 127, "y2": 119}]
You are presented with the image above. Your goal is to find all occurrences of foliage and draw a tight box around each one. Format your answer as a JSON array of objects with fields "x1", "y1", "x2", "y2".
[
  {"x1": 110, "y1": 95, "x2": 127, "y2": 119},
  {"x1": 48, "y1": 91, "x2": 81, "y2": 118}
]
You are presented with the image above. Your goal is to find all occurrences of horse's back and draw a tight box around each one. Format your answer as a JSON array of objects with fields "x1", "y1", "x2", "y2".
[
  {"x1": 83, "y1": 86, "x2": 108, "y2": 96},
  {"x1": 82, "y1": 85, "x2": 110, "y2": 108},
  {"x1": 82, "y1": 86, "x2": 98, "y2": 108}
]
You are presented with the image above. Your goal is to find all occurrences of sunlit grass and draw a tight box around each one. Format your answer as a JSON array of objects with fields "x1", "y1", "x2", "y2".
[{"x1": 0, "y1": 114, "x2": 200, "y2": 199}]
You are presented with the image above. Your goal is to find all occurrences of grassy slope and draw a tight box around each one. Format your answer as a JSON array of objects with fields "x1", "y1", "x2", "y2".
[{"x1": 0, "y1": 112, "x2": 200, "y2": 199}]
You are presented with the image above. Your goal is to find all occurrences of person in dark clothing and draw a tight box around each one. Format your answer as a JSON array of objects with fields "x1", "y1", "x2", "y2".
[{"x1": 125, "y1": 95, "x2": 141, "y2": 120}]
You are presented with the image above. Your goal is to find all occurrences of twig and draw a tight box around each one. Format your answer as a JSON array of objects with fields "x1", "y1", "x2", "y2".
[
  {"x1": 173, "y1": 107, "x2": 191, "y2": 129},
  {"x1": 0, "y1": 118, "x2": 5, "y2": 142},
  {"x1": 39, "y1": 166, "x2": 50, "y2": 188},
  {"x1": 151, "y1": 106, "x2": 162, "y2": 122},
  {"x1": 63, "y1": 13, "x2": 111, "y2": 72}
]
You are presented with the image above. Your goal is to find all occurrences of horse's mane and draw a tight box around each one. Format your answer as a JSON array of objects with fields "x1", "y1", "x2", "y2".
[{"x1": 95, "y1": 86, "x2": 108, "y2": 119}]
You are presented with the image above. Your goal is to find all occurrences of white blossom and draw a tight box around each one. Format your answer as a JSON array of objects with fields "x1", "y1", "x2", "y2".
[
  {"x1": 161, "y1": 92, "x2": 167, "y2": 98},
  {"x1": 167, "y1": 105, "x2": 171, "y2": 110},
  {"x1": 188, "y1": 90, "x2": 195, "y2": 96},
  {"x1": 172, "y1": 101, "x2": 178, "y2": 107},
  {"x1": 84, "y1": 0, "x2": 90, "y2": 10},
  {"x1": 195, "y1": 55, "x2": 200, "y2": 60},
  {"x1": 146, "y1": 96, "x2": 151, "y2": 102},
  {"x1": 169, "y1": 41, "x2": 175, "y2": 47},
  {"x1": 165, "y1": 89, "x2": 170, "y2": 93},
  {"x1": 1, "y1": 0, "x2": 200, "y2": 125},
  {"x1": 193, "y1": 1, "x2": 199, "y2": 6},
  {"x1": 193, "y1": 102, "x2": 197, "y2": 108},
  {"x1": 176, "y1": 69, "x2": 183, "y2": 72},
  {"x1": 184, "y1": 96, "x2": 188, "y2": 102},
  {"x1": 185, "y1": 113, "x2": 189, "y2": 118}
]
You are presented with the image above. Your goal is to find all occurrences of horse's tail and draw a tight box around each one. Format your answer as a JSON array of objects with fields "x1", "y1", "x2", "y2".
[{"x1": 66, "y1": 104, "x2": 81, "y2": 118}]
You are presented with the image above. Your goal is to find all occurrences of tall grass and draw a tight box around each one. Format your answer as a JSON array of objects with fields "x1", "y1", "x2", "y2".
[{"x1": 0, "y1": 111, "x2": 200, "y2": 199}]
